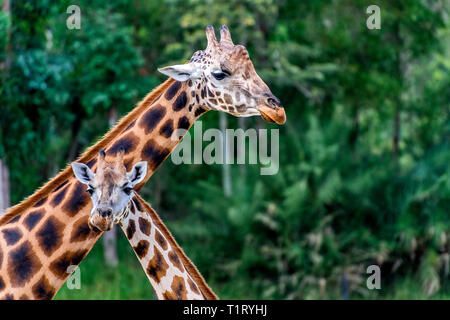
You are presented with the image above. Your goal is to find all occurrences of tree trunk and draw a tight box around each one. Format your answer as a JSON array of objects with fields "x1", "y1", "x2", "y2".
[
  {"x1": 220, "y1": 112, "x2": 232, "y2": 197},
  {"x1": 2, "y1": 0, "x2": 11, "y2": 74},
  {"x1": 0, "y1": 1, "x2": 11, "y2": 215},
  {"x1": 102, "y1": 226, "x2": 119, "y2": 267},
  {"x1": 238, "y1": 117, "x2": 247, "y2": 178},
  {"x1": 102, "y1": 107, "x2": 119, "y2": 267},
  {"x1": 0, "y1": 159, "x2": 10, "y2": 215}
]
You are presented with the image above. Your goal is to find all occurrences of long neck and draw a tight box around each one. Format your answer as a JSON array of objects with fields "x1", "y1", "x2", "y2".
[
  {"x1": 120, "y1": 193, "x2": 218, "y2": 300},
  {"x1": 0, "y1": 79, "x2": 208, "y2": 299},
  {"x1": 108, "y1": 80, "x2": 208, "y2": 187},
  {"x1": 0, "y1": 186, "x2": 103, "y2": 300}
]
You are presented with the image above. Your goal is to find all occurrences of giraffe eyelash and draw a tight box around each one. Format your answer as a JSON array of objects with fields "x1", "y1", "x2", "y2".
[
  {"x1": 122, "y1": 184, "x2": 132, "y2": 195},
  {"x1": 123, "y1": 187, "x2": 132, "y2": 195},
  {"x1": 86, "y1": 186, "x2": 94, "y2": 196},
  {"x1": 212, "y1": 70, "x2": 230, "y2": 80}
]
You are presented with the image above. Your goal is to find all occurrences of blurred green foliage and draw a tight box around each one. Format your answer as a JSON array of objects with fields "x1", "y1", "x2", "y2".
[{"x1": 1, "y1": 0, "x2": 450, "y2": 299}]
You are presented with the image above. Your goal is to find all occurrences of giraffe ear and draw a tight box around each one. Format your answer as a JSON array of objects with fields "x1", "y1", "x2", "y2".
[
  {"x1": 158, "y1": 63, "x2": 200, "y2": 81},
  {"x1": 72, "y1": 162, "x2": 95, "y2": 185},
  {"x1": 127, "y1": 161, "x2": 148, "y2": 187}
]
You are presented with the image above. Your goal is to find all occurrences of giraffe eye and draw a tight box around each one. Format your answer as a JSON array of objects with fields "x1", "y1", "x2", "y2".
[
  {"x1": 212, "y1": 70, "x2": 230, "y2": 80},
  {"x1": 123, "y1": 187, "x2": 132, "y2": 195},
  {"x1": 86, "y1": 188, "x2": 94, "y2": 196}
]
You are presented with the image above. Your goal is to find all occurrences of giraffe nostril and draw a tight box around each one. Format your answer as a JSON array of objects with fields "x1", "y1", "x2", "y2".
[
  {"x1": 99, "y1": 208, "x2": 112, "y2": 218},
  {"x1": 267, "y1": 97, "x2": 282, "y2": 109}
]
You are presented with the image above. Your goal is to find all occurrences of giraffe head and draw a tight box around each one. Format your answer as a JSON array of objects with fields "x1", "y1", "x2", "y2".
[
  {"x1": 71, "y1": 149, "x2": 147, "y2": 231},
  {"x1": 158, "y1": 25, "x2": 286, "y2": 124}
]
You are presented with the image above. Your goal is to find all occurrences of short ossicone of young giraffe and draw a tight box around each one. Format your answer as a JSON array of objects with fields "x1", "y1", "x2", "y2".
[
  {"x1": 72, "y1": 149, "x2": 217, "y2": 300},
  {"x1": 0, "y1": 25, "x2": 284, "y2": 300}
]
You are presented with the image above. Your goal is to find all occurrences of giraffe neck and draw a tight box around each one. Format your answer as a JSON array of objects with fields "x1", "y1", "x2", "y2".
[
  {"x1": 0, "y1": 79, "x2": 209, "y2": 299},
  {"x1": 110, "y1": 79, "x2": 208, "y2": 185},
  {"x1": 0, "y1": 180, "x2": 103, "y2": 300},
  {"x1": 120, "y1": 193, "x2": 218, "y2": 300}
]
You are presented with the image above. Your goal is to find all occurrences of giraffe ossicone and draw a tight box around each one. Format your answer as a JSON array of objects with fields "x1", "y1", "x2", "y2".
[
  {"x1": 72, "y1": 150, "x2": 218, "y2": 300},
  {"x1": 158, "y1": 25, "x2": 286, "y2": 124}
]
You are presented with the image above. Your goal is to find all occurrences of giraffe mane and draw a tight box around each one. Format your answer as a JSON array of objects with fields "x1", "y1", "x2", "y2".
[
  {"x1": 0, "y1": 78, "x2": 175, "y2": 226},
  {"x1": 133, "y1": 193, "x2": 219, "y2": 300}
]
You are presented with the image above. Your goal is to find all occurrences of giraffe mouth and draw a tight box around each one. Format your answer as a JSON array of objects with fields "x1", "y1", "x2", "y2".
[
  {"x1": 90, "y1": 215, "x2": 114, "y2": 232},
  {"x1": 259, "y1": 105, "x2": 286, "y2": 125}
]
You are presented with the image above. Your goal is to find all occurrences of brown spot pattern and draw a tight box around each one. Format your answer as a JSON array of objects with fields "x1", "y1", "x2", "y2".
[
  {"x1": 194, "y1": 106, "x2": 207, "y2": 117},
  {"x1": 139, "y1": 105, "x2": 167, "y2": 134},
  {"x1": 141, "y1": 140, "x2": 170, "y2": 171},
  {"x1": 24, "y1": 211, "x2": 44, "y2": 231},
  {"x1": 146, "y1": 247, "x2": 169, "y2": 283},
  {"x1": 6, "y1": 215, "x2": 20, "y2": 224},
  {"x1": 177, "y1": 116, "x2": 190, "y2": 131},
  {"x1": 51, "y1": 185, "x2": 68, "y2": 207},
  {"x1": 50, "y1": 249, "x2": 88, "y2": 279},
  {"x1": 70, "y1": 217, "x2": 98, "y2": 242},
  {"x1": 171, "y1": 275, "x2": 188, "y2": 300},
  {"x1": 36, "y1": 216, "x2": 64, "y2": 256},
  {"x1": 2, "y1": 228, "x2": 22, "y2": 246},
  {"x1": 132, "y1": 197, "x2": 143, "y2": 212},
  {"x1": 155, "y1": 230, "x2": 168, "y2": 250},
  {"x1": 126, "y1": 219, "x2": 136, "y2": 240},
  {"x1": 7, "y1": 241, "x2": 42, "y2": 287},
  {"x1": 188, "y1": 277, "x2": 201, "y2": 294},
  {"x1": 133, "y1": 240, "x2": 149, "y2": 259},
  {"x1": 168, "y1": 250, "x2": 183, "y2": 273},
  {"x1": 32, "y1": 276, "x2": 55, "y2": 300},
  {"x1": 108, "y1": 132, "x2": 139, "y2": 155},
  {"x1": 224, "y1": 93, "x2": 233, "y2": 104},
  {"x1": 159, "y1": 119, "x2": 174, "y2": 138},
  {"x1": 122, "y1": 120, "x2": 136, "y2": 133},
  {"x1": 138, "y1": 217, "x2": 151, "y2": 236},
  {"x1": 54, "y1": 180, "x2": 69, "y2": 192},
  {"x1": 162, "y1": 291, "x2": 175, "y2": 300},
  {"x1": 172, "y1": 91, "x2": 187, "y2": 111},
  {"x1": 62, "y1": 182, "x2": 89, "y2": 217},
  {"x1": 165, "y1": 81, "x2": 181, "y2": 100},
  {"x1": 33, "y1": 197, "x2": 47, "y2": 208}
]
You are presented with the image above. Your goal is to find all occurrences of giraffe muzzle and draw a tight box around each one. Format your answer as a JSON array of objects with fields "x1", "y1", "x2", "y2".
[
  {"x1": 258, "y1": 97, "x2": 286, "y2": 125},
  {"x1": 90, "y1": 210, "x2": 114, "y2": 232},
  {"x1": 98, "y1": 208, "x2": 112, "y2": 218}
]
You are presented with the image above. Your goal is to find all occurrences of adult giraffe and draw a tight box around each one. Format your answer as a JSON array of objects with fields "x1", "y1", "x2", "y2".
[{"x1": 0, "y1": 25, "x2": 286, "y2": 299}]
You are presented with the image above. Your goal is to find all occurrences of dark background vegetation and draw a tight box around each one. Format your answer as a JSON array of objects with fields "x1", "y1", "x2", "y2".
[{"x1": 1, "y1": 0, "x2": 449, "y2": 299}]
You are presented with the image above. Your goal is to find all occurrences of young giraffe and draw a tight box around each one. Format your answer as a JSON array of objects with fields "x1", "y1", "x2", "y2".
[
  {"x1": 72, "y1": 150, "x2": 218, "y2": 299},
  {"x1": 0, "y1": 25, "x2": 285, "y2": 299}
]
